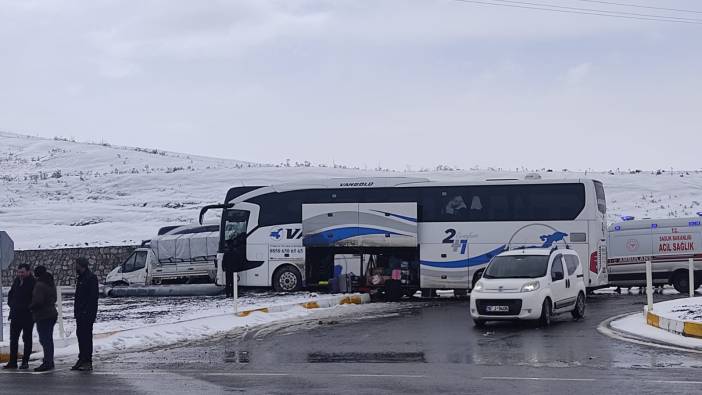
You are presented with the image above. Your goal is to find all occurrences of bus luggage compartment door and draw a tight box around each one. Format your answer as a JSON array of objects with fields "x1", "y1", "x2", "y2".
[
  {"x1": 419, "y1": 244, "x2": 471, "y2": 289},
  {"x1": 358, "y1": 203, "x2": 417, "y2": 248},
  {"x1": 302, "y1": 203, "x2": 360, "y2": 247},
  {"x1": 302, "y1": 202, "x2": 418, "y2": 248}
]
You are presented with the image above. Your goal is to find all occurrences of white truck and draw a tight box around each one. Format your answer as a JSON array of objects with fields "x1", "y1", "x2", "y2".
[
  {"x1": 607, "y1": 217, "x2": 702, "y2": 293},
  {"x1": 105, "y1": 224, "x2": 220, "y2": 286}
]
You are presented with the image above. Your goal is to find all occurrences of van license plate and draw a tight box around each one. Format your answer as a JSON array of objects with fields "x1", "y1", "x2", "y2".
[{"x1": 486, "y1": 305, "x2": 509, "y2": 312}]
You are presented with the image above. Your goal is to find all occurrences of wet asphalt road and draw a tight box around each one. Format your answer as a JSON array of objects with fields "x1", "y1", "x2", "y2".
[{"x1": 3, "y1": 291, "x2": 702, "y2": 394}]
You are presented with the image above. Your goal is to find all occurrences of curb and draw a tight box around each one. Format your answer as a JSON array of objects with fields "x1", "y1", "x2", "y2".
[
  {"x1": 646, "y1": 308, "x2": 702, "y2": 339},
  {"x1": 598, "y1": 313, "x2": 702, "y2": 354},
  {"x1": 235, "y1": 293, "x2": 370, "y2": 317}
]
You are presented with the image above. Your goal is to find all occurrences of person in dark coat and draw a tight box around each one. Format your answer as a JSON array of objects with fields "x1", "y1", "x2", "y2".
[
  {"x1": 72, "y1": 257, "x2": 99, "y2": 371},
  {"x1": 2, "y1": 263, "x2": 35, "y2": 370},
  {"x1": 29, "y1": 266, "x2": 58, "y2": 372}
]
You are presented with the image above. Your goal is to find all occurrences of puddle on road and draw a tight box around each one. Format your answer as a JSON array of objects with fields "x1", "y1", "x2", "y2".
[{"x1": 307, "y1": 352, "x2": 426, "y2": 363}]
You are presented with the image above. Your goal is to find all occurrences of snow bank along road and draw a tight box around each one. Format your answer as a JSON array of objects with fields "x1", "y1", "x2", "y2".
[
  {"x1": 1, "y1": 291, "x2": 366, "y2": 362},
  {"x1": 3, "y1": 292, "x2": 702, "y2": 394}
]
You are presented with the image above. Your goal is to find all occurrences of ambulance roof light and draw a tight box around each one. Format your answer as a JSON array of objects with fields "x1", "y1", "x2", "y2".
[{"x1": 621, "y1": 215, "x2": 635, "y2": 221}]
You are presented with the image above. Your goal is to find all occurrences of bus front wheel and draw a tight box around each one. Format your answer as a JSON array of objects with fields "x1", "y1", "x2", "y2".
[{"x1": 273, "y1": 266, "x2": 302, "y2": 292}]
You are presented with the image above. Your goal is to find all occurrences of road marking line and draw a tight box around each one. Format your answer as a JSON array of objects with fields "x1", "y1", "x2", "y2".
[
  {"x1": 340, "y1": 374, "x2": 426, "y2": 378},
  {"x1": 482, "y1": 377, "x2": 595, "y2": 382},
  {"x1": 89, "y1": 371, "x2": 424, "y2": 379},
  {"x1": 483, "y1": 377, "x2": 702, "y2": 385},
  {"x1": 648, "y1": 380, "x2": 702, "y2": 385},
  {"x1": 91, "y1": 371, "x2": 291, "y2": 377},
  {"x1": 202, "y1": 373, "x2": 290, "y2": 377}
]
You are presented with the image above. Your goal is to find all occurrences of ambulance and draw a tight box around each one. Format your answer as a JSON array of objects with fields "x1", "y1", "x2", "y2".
[{"x1": 607, "y1": 217, "x2": 702, "y2": 292}]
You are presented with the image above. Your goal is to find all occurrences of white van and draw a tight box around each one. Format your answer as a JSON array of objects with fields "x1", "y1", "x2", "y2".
[
  {"x1": 607, "y1": 217, "x2": 702, "y2": 292},
  {"x1": 470, "y1": 247, "x2": 586, "y2": 327},
  {"x1": 106, "y1": 224, "x2": 219, "y2": 286}
]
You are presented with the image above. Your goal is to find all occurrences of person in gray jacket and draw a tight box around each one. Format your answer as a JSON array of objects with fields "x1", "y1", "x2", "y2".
[{"x1": 29, "y1": 265, "x2": 58, "y2": 372}]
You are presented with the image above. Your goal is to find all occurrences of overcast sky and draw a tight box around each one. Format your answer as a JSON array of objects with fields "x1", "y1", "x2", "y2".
[{"x1": 1, "y1": 0, "x2": 700, "y2": 170}]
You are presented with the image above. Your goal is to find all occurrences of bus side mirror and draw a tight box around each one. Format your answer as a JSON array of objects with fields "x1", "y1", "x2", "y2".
[{"x1": 199, "y1": 203, "x2": 230, "y2": 225}]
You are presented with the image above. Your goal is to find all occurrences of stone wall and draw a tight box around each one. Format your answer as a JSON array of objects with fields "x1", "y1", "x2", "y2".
[{"x1": 1, "y1": 246, "x2": 137, "y2": 286}]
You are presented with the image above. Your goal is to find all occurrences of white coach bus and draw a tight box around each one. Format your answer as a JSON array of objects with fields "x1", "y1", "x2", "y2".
[{"x1": 200, "y1": 177, "x2": 608, "y2": 296}]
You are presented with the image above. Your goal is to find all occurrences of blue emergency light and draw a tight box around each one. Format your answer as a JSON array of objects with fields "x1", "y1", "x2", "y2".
[
  {"x1": 698, "y1": 212, "x2": 702, "y2": 217},
  {"x1": 614, "y1": 225, "x2": 621, "y2": 231},
  {"x1": 690, "y1": 221, "x2": 701, "y2": 227},
  {"x1": 620, "y1": 216, "x2": 635, "y2": 221},
  {"x1": 651, "y1": 223, "x2": 658, "y2": 229}
]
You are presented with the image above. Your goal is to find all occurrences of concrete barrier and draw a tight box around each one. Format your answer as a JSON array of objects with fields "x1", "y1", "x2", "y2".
[{"x1": 646, "y1": 308, "x2": 702, "y2": 339}]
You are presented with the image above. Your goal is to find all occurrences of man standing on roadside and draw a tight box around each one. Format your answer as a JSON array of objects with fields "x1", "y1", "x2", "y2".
[
  {"x1": 2, "y1": 264, "x2": 36, "y2": 370},
  {"x1": 71, "y1": 257, "x2": 99, "y2": 372}
]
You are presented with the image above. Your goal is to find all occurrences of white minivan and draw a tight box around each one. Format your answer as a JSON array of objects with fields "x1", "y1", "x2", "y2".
[{"x1": 470, "y1": 247, "x2": 586, "y2": 327}]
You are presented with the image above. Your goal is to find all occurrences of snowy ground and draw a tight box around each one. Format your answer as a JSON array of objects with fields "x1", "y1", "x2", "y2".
[
  {"x1": 648, "y1": 296, "x2": 702, "y2": 322},
  {"x1": 594, "y1": 285, "x2": 683, "y2": 296},
  {"x1": 609, "y1": 312, "x2": 702, "y2": 351},
  {"x1": 2, "y1": 291, "x2": 318, "y2": 341},
  {"x1": 1, "y1": 290, "x2": 382, "y2": 361},
  {"x1": 3, "y1": 131, "x2": 702, "y2": 250}
]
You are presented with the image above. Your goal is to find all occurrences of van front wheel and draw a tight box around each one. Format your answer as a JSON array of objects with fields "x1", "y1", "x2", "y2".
[
  {"x1": 538, "y1": 299, "x2": 552, "y2": 327},
  {"x1": 571, "y1": 293, "x2": 585, "y2": 320}
]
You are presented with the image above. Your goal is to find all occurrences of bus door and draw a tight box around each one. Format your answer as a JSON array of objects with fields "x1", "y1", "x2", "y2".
[{"x1": 222, "y1": 209, "x2": 250, "y2": 272}]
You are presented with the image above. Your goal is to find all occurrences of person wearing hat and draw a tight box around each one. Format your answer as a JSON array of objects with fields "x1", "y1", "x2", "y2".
[{"x1": 72, "y1": 257, "x2": 99, "y2": 371}]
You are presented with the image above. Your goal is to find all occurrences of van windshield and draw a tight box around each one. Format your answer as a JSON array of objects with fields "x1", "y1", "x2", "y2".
[{"x1": 483, "y1": 255, "x2": 549, "y2": 279}]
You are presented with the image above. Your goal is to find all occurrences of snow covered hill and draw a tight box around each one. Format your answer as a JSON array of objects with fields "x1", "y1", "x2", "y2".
[{"x1": 2, "y1": 131, "x2": 701, "y2": 250}]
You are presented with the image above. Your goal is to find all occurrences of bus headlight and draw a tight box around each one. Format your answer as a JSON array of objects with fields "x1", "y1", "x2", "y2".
[
  {"x1": 473, "y1": 281, "x2": 484, "y2": 292},
  {"x1": 520, "y1": 281, "x2": 540, "y2": 292}
]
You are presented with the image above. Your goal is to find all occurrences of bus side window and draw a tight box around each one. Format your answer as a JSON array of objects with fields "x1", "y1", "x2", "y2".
[{"x1": 445, "y1": 195, "x2": 468, "y2": 216}]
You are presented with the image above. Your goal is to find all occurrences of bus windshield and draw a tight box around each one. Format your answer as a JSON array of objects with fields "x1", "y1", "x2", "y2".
[
  {"x1": 483, "y1": 255, "x2": 549, "y2": 279},
  {"x1": 224, "y1": 209, "x2": 249, "y2": 244}
]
